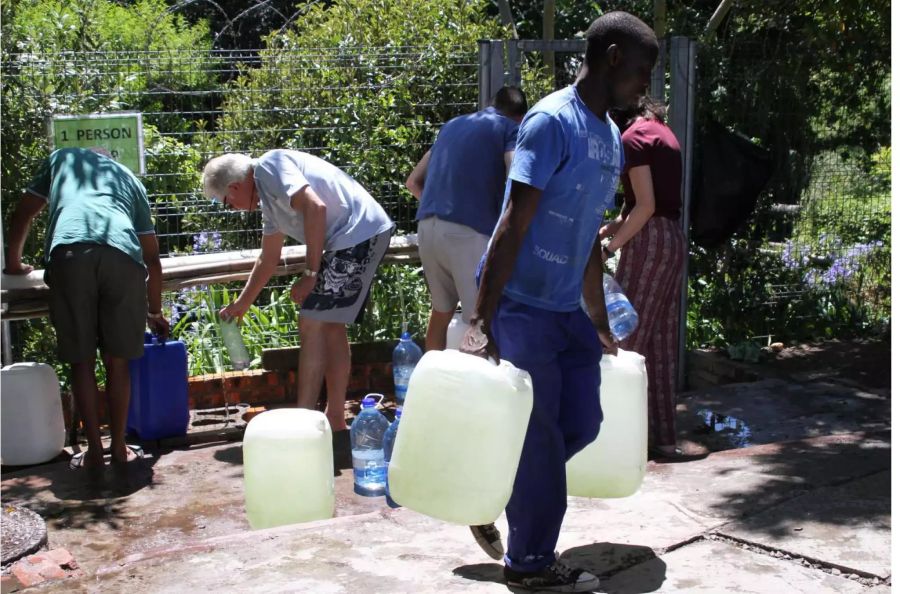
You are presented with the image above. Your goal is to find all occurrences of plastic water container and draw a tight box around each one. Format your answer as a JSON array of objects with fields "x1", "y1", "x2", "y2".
[
  {"x1": 351, "y1": 395, "x2": 389, "y2": 496},
  {"x1": 383, "y1": 408, "x2": 403, "y2": 508},
  {"x1": 243, "y1": 409, "x2": 334, "y2": 529},
  {"x1": 604, "y1": 274, "x2": 639, "y2": 342},
  {"x1": 566, "y1": 349, "x2": 648, "y2": 498},
  {"x1": 445, "y1": 312, "x2": 467, "y2": 350},
  {"x1": 387, "y1": 350, "x2": 533, "y2": 525},
  {"x1": 1, "y1": 363, "x2": 65, "y2": 466},
  {"x1": 219, "y1": 320, "x2": 250, "y2": 370},
  {"x1": 392, "y1": 332, "x2": 423, "y2": 405},
  {"x1": 128, "y1": 333, "x2": 189, "y2": 440}
]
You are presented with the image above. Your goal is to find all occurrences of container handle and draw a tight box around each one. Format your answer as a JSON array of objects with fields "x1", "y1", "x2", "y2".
[{"x1": 364, "y1": 393, "x2": 386, "y2": 409}]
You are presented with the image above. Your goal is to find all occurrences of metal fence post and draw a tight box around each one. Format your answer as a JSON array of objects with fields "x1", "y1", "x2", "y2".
[
  {"x1": 479, "y1": 40, "x2": 507, "y2": 108},
  {"x1": 668, "y1": 36, "x2": 697, "y2": 391},
  {"x1": 506, "y1": 40, "x2": 521, "y2": 87},
  {"x1": 478, "y1": 40, "x2": 492, "y2": 109},
  {"x1": 489, "y1": 40, "x2": 505, "y2": 102}
]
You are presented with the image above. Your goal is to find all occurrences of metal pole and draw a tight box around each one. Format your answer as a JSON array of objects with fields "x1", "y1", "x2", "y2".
[
  {"x1": 478, "y1": 40, "x2": 492, "y2": 110},
  {"x1": 489, "y1": 41, "x2": 505, "y2": 102},
  {"x1": 506, "y1": 40, "x2": 521, "y2": 87},
  {"x1": 668, "y1": 37, "x2": 697, "y2": 391}
]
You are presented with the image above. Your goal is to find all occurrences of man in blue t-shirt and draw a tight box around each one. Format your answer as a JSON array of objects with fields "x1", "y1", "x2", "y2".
[
  {"x1": 405, "y1": 87, "x2": 527, "y2": 351},
  {"x1": 460, "y1": 12, "x2": 659, "y2": 593}
]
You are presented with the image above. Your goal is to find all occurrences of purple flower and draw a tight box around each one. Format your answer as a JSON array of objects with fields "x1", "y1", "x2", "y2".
[
  {"x1": 781, "y1": 241, "x2": 810, "y2": 270},
  {"x1": 192, "y1": 231, "x2": 223, "y2": 253}
]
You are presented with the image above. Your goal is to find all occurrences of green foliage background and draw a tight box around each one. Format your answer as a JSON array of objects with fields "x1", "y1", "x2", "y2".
[{"x1": 1, "y1": 0, "x2": 890, "y2": 383}]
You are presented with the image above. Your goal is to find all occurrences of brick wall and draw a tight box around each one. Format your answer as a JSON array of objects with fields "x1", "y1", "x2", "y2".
[
  {"x1": 187, "y1": 360, "x2": 396, "y2": 410},
  {"x1": 66, "y1": 341, "x2": 403, "y2": 427}
]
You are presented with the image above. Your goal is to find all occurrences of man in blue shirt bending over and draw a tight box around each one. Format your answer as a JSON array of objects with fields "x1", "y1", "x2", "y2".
[
  {"x1": 406, "y1": 87, "x2": 527, "y2": 350},
  {"x1": 461, "y1": 12, "x2": 659, "y2": 592}
]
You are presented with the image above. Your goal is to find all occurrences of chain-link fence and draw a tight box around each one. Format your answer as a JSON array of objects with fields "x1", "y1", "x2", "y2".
[
  {"x1": 2, "y1": 45, "x2": 479, "y2": 373},
  {"x1": 689, "y1": 37, "x2": 891, "y2": 347}
]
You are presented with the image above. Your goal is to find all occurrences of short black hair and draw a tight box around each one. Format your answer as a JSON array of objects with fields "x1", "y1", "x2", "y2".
[
  {"x1": 584, "y1": 11, "x2": 658, "y2": 68},
  {"x1": 493, "y1": 86, "x2": 528, "y2": 117}
]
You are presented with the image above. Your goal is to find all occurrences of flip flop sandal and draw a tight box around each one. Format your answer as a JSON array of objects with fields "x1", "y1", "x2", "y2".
[
  {"x1": 68, "y1": 451, "x2": 87, "y2": 470},
  {"x1": 112, "y1": 444, "x2": 145, "y2": 463}
]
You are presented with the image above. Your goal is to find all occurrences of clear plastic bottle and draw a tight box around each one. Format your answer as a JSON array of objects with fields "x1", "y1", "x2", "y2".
[
  {"x1": 350, "y1": 395, "x2": 389, "y2": 496},
  {"x1": 603, "y1": 273, "x2": 639, "y2": 342},
  {"x1": 219, "y1": 319, "x2": 250, "y2": 370},
  {"x1": 392, "y1": 332, "x2": 423, "y2": 405},
  {"x1": 383, "y1": 407, "x2": 403, "y2": 508}
]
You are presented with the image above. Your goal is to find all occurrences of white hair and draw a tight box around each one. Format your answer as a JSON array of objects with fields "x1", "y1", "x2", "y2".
[{"x1": 201, "y1": 153, "x2": 254, "y2": 201}]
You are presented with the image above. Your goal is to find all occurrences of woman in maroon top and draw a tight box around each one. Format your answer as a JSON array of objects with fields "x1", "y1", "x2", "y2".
[{"x1": 602, "y1": 97, "x2": 686, "y2": 458}]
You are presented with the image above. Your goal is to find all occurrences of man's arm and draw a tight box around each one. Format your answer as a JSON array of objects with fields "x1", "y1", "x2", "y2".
[
  {"x1": 503, "y1": 150, "x2": 514, "y2": 176},
  {"x1": 405, "y1": 150, "x2": 431, "y2": 200},
  {"x1": 289, "y1": 185, "x2": 326, "y2": 305},
  {"x1": 4, "y1": 192, "x2": 46, "y2": 275},
  {"x1": 221, "y1": 231, "x2": 285, "y2": 320},
  {"x1": 461, "y1": 180, "x2": 542, "y2": 360},
  {"x1": 138, "y1": 233, "x2": 170, "y2": 338}
]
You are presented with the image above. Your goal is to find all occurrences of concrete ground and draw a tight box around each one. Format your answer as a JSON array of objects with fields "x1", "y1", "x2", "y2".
[{"x1": 0, "y1": 375, "x2": 891, "y2": 592}]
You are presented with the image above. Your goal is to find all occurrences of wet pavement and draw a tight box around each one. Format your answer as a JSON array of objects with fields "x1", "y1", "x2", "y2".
[{"x1": 0, "y1": 375, "x2": 891, "y2": 592}]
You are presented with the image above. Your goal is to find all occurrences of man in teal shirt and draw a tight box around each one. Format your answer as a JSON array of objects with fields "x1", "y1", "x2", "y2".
[{"x1": 5, "y1": 147, "x2": 169, "y2": 472}]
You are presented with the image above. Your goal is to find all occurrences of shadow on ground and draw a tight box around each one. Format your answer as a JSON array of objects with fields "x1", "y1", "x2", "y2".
[
  {"x1": 1, "y1": 454, "x2": 159, "y2": 532},
  {"x1": 453, "y1": 542, "x2": 666, "y2": 593},
  {"x1": 706, "y1": 430, "x2": 890, "y2": 538}
]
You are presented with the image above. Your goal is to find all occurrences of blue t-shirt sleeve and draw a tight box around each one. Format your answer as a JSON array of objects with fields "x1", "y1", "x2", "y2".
[
  {"x1": 504, "y1": 121, "x2": 519, "y2": 152},
  {"x1": 508, "y1": 112, "x2": 566, "y2": 191}
]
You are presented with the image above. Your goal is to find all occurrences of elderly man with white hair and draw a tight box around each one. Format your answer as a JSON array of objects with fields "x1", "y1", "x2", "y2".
[{"x1": 202, "y1": 150, "x2": 394, "y2": 431}]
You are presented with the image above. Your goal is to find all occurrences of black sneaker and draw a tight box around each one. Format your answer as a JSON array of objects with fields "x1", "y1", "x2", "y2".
[
  {"x1": 469, "y1": 523, "x2": 504, "y2": 560},
  {"x1": 504, "y1": 560, "x2": 600, "y2": 592}
]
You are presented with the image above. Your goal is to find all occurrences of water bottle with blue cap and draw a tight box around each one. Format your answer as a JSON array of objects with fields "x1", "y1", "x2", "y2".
[
  {"x1": 392, "y1": 327, "x2": 422, "y2": 405},
  {"x1": 350, "y1": 394, "x2": 389, "y2": 496}
]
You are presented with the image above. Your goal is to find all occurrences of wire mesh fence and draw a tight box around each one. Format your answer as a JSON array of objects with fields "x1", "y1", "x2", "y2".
[{"x1": 688, "y1": 37, "x2": 890, "y2": 346}]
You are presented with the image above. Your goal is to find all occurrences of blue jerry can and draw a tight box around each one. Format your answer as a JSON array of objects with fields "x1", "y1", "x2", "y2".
[{"x1": 128, "y1": 333, "x2": 190, "y2": 440}]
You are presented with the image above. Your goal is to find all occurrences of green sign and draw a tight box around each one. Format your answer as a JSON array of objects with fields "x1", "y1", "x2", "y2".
[{"x1": 50, "y1": 112, "x2": 145, "y2": 174}]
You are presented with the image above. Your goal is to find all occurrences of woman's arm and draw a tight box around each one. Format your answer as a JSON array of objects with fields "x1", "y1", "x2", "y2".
[{"x1": 606, "y1": 165, "x2": 655, "y2": 253}]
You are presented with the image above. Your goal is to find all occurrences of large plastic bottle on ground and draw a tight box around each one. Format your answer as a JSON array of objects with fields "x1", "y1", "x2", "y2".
[
  {"x1": 604, "y1": 274, "x2": 639, "y2": 342},
  {"x1": 128, "y1": 333, "x2": 189, "y2": 440},
  {"x1": 350, "y1": 395, "x2": 390, "y2": 496},
  {"x1": 383, "y1": 407, "x2": 403, "y2": 508},
  {"x1": 0, "y1": 363, "x2": 65, "y2": 466},
  {"x1": 566, "y1": 349, "x2": 648, "y2": 498},
  {"x1": 387, "y1": 350, "x2": 533, "y2": 525},
  {"x1": 219, "y1": 319, "x2": 250, "y2": 370},
  {"x1": 392, "y1": 332, "x2": 423, "y2": 405},
  {"x1": 243, "y1": 409, "x2": 334, "y2": 529},
  {"x1": 445, "y1": 312, "x2": 467, "y2": 350}
]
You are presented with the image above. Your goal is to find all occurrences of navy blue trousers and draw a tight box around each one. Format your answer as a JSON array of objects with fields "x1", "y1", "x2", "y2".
[{"x1": 492, "y1": 296, "x2": 603, "y2": 573}]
